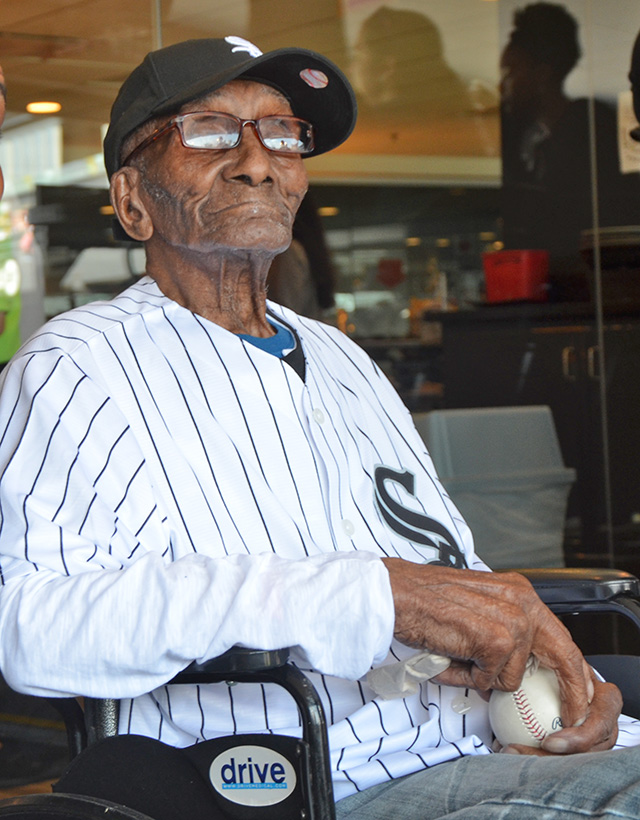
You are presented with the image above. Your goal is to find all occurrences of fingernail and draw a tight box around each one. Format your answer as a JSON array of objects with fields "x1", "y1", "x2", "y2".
[
  {"x1": 543, "y1": 735, "x2": 569, "y2": 753},
  {"x1": 500, "y1": 746, "x2": 521, "y2": 755}
]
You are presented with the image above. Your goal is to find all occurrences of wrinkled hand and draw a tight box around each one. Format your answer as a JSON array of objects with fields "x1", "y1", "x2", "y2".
[
  {"x1": 502, "y1": 669, "x2": 622, "y2": 756},
  {"x1": 382, "y1": 559, "x2": 597, "y2": 731}
]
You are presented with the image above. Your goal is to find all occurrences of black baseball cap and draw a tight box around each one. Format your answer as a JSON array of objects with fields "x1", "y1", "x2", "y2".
[
  {"x1": 103, "y1": 36, "x2": 357, "y2": 177},
  {"x1": 630, "y1": 30, "x2": 640, "y2": 142}
]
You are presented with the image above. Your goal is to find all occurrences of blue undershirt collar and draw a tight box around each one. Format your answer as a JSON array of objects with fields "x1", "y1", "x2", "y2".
[{"x1": 238, "y1": 319, "x2": 295, "y2": 358}]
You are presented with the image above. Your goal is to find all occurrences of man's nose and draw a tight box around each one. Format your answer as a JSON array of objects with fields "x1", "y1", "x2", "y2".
[{"x1": 228, "y1": 122, "x2": 274, "y2": 184}]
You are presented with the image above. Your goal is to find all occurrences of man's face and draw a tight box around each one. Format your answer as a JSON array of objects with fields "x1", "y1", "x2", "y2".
[
  {"x1": 500, "y1": 44, "x2": 540, "y2": 118},
  {"x1": 0, "y1": 65, "x2": 6, "y2": 200},
  {"x1": 133, "y1": 79, "x2": 308, "y2": 257}
]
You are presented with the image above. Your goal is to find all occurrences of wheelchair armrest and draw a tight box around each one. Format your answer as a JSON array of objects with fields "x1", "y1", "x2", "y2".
[
  {"x1": 170, "y1": 646, "x2": 290, "y2": 683},
  {"x1": 502, "y1": 567, "x2": 640, "y2": 631},
  {"x1": 46, "y1": 697, "x2": 88, "y2": 760},
  {"x1": 81, "y1": 648, "x2": 292, "y2": 748},
  {"x1": 507, "y1": 567, "x2": 640, "y2": 604}
]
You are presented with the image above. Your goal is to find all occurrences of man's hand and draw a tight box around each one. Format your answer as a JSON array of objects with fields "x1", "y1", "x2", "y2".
[{"x1": 381, "y1": 559, "x2": 602, "y2": 732}]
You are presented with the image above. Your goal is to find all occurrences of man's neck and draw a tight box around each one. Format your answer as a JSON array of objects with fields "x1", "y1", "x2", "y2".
[{"x1": 144, "y1": 240, "x2": 276, "y2": 337}]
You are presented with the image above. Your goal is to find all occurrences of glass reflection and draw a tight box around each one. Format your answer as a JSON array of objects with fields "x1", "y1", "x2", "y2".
[
  {"x1": 344, "y1": 3, "x2": 500, "y2": 157},
  {"x1": 500, "y1": 1, "x2": 640, "y2": 304}
]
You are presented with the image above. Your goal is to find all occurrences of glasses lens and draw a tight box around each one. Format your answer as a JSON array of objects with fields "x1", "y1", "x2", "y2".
[
  {"x1": 258, "y1": 116, "x2": 315, "y2": 154},
  {"x1": 181, "y1": 113, "x2": 241, "y2": 150}
]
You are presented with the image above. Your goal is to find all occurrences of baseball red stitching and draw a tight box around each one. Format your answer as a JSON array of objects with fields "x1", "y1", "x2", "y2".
[{"x1": 512, "y1": 689, "x2": 548, "y2": 741}]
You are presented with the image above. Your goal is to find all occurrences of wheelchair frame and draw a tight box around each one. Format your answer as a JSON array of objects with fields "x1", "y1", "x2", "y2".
[{"x1": 1, "y1": 567, "x2": 640, "y2": 820}]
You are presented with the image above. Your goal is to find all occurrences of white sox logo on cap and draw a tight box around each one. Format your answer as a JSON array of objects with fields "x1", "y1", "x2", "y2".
[
  {"x1": 223, "y1": 36, "x2": 330, "y2": 90},
  {"x1": 224, "y1": 35, "x2": 263, "y2": 58}
]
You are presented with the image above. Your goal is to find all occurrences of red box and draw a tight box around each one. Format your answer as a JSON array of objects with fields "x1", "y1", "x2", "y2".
[{"x1": 482, "y1": 250, "x2": 549, "y2": 303}]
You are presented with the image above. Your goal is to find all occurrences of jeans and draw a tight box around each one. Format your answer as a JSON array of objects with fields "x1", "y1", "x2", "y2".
[{"x1": 335, "y1": 746, "x2": 640, "y2": 819}]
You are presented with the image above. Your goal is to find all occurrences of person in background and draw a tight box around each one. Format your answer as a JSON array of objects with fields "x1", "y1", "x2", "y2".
[
  {"x1": 0, "y1": 65, "x2": 5, "y2": 197},
  {"x1": 0, "y1": 73, "x2": 45, "y2": 370},
  {"x1": 0, "y1": 68, "x2": 19, "y2": 370},
  {"x1": 266, "y1": 189, "x2": 337, "y2": 320},
  {"x1": 0, "y1": 63, "x2": 68, "y2": 790},
  {"x1": 500, "y1": 2, "x2": 639, "y2": 301}
]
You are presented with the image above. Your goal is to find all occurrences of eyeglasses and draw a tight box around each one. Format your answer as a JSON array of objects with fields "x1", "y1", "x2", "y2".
[{"x1": 123, "y1": 111, "x2": 315, "y2": 166}]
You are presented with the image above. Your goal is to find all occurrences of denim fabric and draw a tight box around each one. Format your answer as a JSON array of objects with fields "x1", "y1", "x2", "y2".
[{"x1": 336, "y1": 746, "x2": 640, "y2": 819}]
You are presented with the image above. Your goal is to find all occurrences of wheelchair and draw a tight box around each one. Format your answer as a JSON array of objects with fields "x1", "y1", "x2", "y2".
[{"x1": 0, "y1": 567, "x2": 639, "y2": 820}]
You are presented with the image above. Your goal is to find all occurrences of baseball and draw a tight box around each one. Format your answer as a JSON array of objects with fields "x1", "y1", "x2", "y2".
[{"x1": 489, "y1": 663, "x2": 564, "y2": 748}]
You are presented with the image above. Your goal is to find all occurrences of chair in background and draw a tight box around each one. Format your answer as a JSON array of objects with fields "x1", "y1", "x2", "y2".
[{"x1": 413, "y1": 405, "x2": 576, "y2": 569}]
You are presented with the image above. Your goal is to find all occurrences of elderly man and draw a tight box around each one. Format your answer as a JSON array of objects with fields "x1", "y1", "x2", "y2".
[{"x1": 0, "y1": 36, "x2": 638, "y2": 820}]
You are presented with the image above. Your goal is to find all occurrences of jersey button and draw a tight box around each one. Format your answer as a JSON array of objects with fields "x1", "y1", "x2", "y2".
[
  {"x1": 451, "y1": 695, "x2": 472, "y2": 715},
  {"x1": 312, "y1": 408, "x2": 325, "y2": 425},
  {"x1": 342, "y1": 519, "x2": 355, "y2": 537}
]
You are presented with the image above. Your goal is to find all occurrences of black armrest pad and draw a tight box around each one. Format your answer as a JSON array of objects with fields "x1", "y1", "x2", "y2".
[
  {"x1": 47, "y1": 697, "x2": 87, "y2": 758},
  {"x1": 496, "y1": 567, "x2": 640, "y2": 605},
  {"x1": 172, "y1": 647, "x2": 290, "y2": 683}
]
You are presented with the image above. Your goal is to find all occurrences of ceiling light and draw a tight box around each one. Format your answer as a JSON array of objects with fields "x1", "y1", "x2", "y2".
[
  {"x1": 406, "y1": 237, "x2": 421, "y2": 247},
  {"x1": 26, "y1": 101, "x2": 61, "y2": 114},
  {"x1": 317, "y1": 206, "x2": 339, "y2": 217}
]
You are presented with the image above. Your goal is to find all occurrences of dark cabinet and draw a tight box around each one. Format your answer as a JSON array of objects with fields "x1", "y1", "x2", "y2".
[
  {"x1": 600, "y1": 324, "x2": 640, "y2": 529},
  {"x1": 439, "y1": 306, "x2": 640, "y2": 566}
]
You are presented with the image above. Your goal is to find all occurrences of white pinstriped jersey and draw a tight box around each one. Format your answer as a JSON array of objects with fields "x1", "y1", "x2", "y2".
[{"x1": 0, "y1": 276, "x2": 637, "y2": 800}]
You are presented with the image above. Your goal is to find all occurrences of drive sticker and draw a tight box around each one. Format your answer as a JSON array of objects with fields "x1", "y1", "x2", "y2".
[{"x1": 209, "y1": 745, "x2": 296, "y2": 807}]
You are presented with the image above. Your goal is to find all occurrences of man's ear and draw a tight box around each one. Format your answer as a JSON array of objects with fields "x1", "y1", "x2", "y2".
[{"x1": 110, "y1": 167, "x2": 153, "y2": 243}]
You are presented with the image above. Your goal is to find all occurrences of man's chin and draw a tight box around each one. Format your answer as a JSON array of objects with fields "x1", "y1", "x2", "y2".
[
  {"x1": 209, "y1": 221, "x2": 293, "y2": 255},
  {"x1": 188, "y1": 238, "x2": 291, "y2": 261}
]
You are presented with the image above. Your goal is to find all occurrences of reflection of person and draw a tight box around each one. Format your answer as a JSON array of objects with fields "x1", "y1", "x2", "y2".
[
  {"x1": 0, "y1": 35, "x2": 638, "y2": 819},
  {"x1": 500, "y1": 2, "x2": 639, "y2": 301},
  {"x1": 267, "y1": 190, "x2": 336, "y2": 319},
  {"x1": 351, "y1": 6, "x2": 498, "y2": 156},
  {"x1": 353, "y1": 6, "x2": 469, "y2": 119}
]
